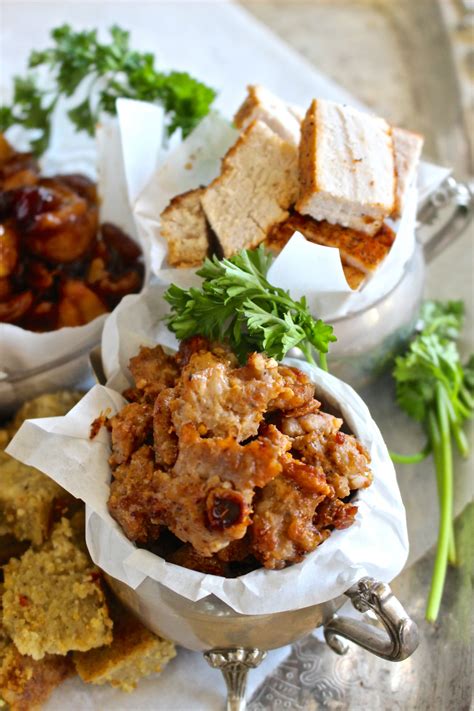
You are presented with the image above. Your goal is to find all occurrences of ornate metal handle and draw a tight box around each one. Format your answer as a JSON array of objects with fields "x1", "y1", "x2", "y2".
[
  {"x1": 417, "y1": 176, "x2": 473, "y2": 263},
  {"x1": 323, "y1": 577, "x2": 419, "y2": 661},
  {"x1": 204, "y1": 648, "x2": 267, "y2": 711}
]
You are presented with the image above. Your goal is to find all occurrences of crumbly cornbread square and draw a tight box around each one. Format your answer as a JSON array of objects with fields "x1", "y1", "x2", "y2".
[
  {"x1": 74, "y1": 601, "x2": 176, "y2": 692},
  {"x1": 2, "y1": 518, "x2": 113, "y2": 660},
  {"x1": 6, "y1": 391, "x2": 83, "y2": 439},
  {"x1": 0, "y1": 450, "x2": 73, "y2": 547},
  {"x1": 0, "y1": 585, "x2": 73, "y2": 711}
]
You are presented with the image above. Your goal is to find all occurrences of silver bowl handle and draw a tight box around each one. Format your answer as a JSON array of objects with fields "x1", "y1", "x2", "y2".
[
  {"x1": 323, "y1": 577, "x2": 419, "y2": 661},
  {"x1": 204, "y1": 648, "x2": 267, "y2": 711},
  {"x1": 417, "y1": 176, "x2": 473, "y2": 263}
]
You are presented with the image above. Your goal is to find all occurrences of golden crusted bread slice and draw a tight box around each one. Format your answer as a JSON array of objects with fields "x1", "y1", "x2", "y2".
[
  {"x1": 201, "y1": 120, "x2": 299, "y2": 257},
  {"x1": 277, "y1": 213, "x2": 395, "y2": 274},
  {"x1": 160, "y1": 187, "x2": 211, "y2": 268},
  {"x1": 74, "y1": 601, "x2": 176, "y2": 692},
  {"x1": 2, "y1": 518, "x2": 113, "y2": 660},
  {"x1": 264, "y1": 218, "x2": 366, "y2": 290},
  {"x1": 234, "y1": 85, "x2": 302, "y2": 146},
  {"x1": 392, "y1": 127, "x2": 424, "y2": 219},
  {"x1": 297, "y1": 99, "x2": 395, "y2": 236}
]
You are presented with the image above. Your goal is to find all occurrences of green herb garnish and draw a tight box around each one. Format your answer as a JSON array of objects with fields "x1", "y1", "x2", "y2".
[
  {"x1": 392, "y1": 300, "x2": 473, "y2": 622},
  {"x1": 165, "y1": 246, "x2": 336, "y2": 369},
  {"x1": 0, "y1": 24, "x2": 216, "y2": 155}
]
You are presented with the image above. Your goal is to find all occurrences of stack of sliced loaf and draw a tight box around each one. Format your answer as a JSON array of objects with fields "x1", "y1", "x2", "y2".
[{"x1": 160, "y1": 85, "x2": 423, "y2": 290}]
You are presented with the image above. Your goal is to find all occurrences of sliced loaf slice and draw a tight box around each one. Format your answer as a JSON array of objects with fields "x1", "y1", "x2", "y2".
[
  {"x1": 160, "y1": 188, "x2": 210, "y2": 268},
  {"x1": 234, "y1": 85, "x2": 302, "y2": 146},
  {"x1": 297, "y1": 99, "x2": 395, "y2": 236},
  {"x1": 201, "y1": 120, "x2": 299, "y2": 257},
  {"x1": 392, "y1": 127, "x2": 424, "y2": 219}
]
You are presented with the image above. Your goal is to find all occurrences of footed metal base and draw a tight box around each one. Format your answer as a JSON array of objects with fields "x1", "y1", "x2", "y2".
[{"x1": 204, "y1": 648, "x2": 267, "y2": 711}]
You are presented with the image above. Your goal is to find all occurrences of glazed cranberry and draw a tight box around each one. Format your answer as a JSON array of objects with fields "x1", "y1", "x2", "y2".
[
  {"x1": 11, "y1": 185, "x2": 56, "y2": 228},
  {"x1": 206, "y1": 488, "x2": 246, "y2": 530}
]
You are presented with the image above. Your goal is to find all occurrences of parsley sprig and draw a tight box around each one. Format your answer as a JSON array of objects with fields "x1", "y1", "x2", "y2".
[
  {"x1": 165, "y1": 246, "x2": 336, "y2": 369},
  {"x1": 392, "y1": 300, "x2": 473, "y2": 622},
  {"x1": 0, "y1": 24, "x2": 216, "y2": 155}
]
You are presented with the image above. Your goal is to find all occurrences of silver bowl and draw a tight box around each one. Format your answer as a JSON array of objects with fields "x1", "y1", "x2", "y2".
[
  {"x1": 326, "y1": 177, "x2": 473, "y2": 388},
  {"x1": 106, "y1": 573, "x2": 418, "y2": 711},
  {"x1": 87, "y1": 352, "x2": 419, "y2": 710}
]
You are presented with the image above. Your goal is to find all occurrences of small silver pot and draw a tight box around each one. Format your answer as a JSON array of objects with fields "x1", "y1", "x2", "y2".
[
  {"x1": 106, "y1": 573, "x2": 418, "y2": 711},
  {"x1": 326, "y1": 177, "x2": 473, "y2": 388}
]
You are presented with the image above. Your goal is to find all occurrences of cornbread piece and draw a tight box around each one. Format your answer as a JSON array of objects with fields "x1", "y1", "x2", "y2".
[
  {"x1": 7, "y1": 391, "x2": 83, "y2": 439},
  {"x1": 392, "y1": 127, "x2": 424, "y2": 219},
  {"x1": 297, "y1": 99, "x2": 395, "y2": 236},
  {"x1": 74, "y1": 602, "x2": 175, "y2": 692},
  {"x1": 160, "y1": 188, "x2": 211, "y2": 268},
  {"x1": 252, "y1": 457, "x2": 332, "y2": 569},
  {"x1": 2, "y1": 518, "x2": 113, "y2": 660},
  {"x1": 201, "y1": 120, "x2": 299, "y2": 256},
  {"x1": 0, "y1": 536, "x2": 29, "y2": 567},
  {"x1": 234, "y1": 85, "x2": 301, "y2": 145},
  {"x1": 0, "y1": 647, "x2": 73, "y2": 711},
  {"x1": 0, "y1": 586, "x2": 73, "y2": 711},
  {"x1": 0, "y1": 451, "x2": 74, "y2": 547}
]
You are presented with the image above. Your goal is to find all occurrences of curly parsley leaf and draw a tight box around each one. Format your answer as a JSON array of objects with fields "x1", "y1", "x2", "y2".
[
  {"x1": 1, "y1": 24, "x2": 216, "y2": 155},
  {"x1": 164, "y1": 245, "x2": 336, "y2": 369}
]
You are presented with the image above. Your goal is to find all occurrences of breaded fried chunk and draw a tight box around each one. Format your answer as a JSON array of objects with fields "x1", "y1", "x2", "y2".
[
  {"x1": 155, "y1": 423, "x2": 290, "y2": 557},
  {"x1": 127, "y1": 345, "x2": 180, "y2": 403},
  {"x1": 2, "y1": 518, "x2": 113, "y2": 660},
  {"x1": 106, "y1": 341, "x2": 374, "y2": 572},
  {"x1": 201, "y1": 120, "x2": 298, "y2": 256},
  {"x1": 252, "y1": 458, "x2": 331, "y2": 569},
  {"x1": 74, "y1": 601, "x2": 175, "y2": 692},
  {"x1": 108, "y1": 446, "x2": 163, "y2": 544},
  {"x1": 169, "y1": 351, "x2": 289, "y2": 442},
  {"x1": 160, "y1": 187, "x2": 211, "y2": 268}
]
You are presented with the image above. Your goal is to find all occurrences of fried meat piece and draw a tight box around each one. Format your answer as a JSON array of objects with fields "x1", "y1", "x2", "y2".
[
  {"x1": 168, "y1": 544, "x2": 229, "y2": 576},
  {"x1": 175, "y1": 335, "x2": 238, "y2": 369},
  {"x1": 251, "y1": 456, "x2": 332, "y2": 569},
  {"x1": 290, "y1": 425, "x2": 372, "y2": 493},
  {"x1": 127, "y1": 345, "x2": 180, "y2": 403},
  {"x1": 108, "y1": 446, "x2": 163, "y2": 544},
  {"x1": 155, "y1": 423, "x2": 290, "y2": 557},
  {"x1": 153, "y1": 388, "x2": 178, "y2": 469},
  {"x1": 170, "y1": 351, "x2": 288, "y2": 442},
  {"x1": 270, "y1": 366, "x2": 315, "y2": 411},
  {"x1": 314, "y1": 498, "x2": 358, "y2": 531},
  {"x1": 108, "y1": 402, "x2": 153, "y2": 469}
]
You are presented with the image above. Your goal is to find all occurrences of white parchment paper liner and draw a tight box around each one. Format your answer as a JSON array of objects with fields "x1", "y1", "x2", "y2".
[
  {"x1": 0, "y1": 118, "x2": 150, "y2": 379},
  {"x1": 8, "y1": 283, "x2": 408, "y2": 615},
  {"x1": 116, "y1": 100, "x2": 450, "y2": 321}
]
